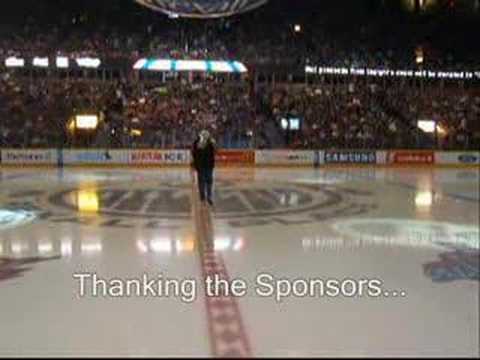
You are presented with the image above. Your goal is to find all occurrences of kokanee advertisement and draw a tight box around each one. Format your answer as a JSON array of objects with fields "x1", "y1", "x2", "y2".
[
  {"x1": 388, "y1": 151, "x2": 434, "y2": 164},
  {"x1": 215, "y1": 150, "x2": 255, "y2": 165}
]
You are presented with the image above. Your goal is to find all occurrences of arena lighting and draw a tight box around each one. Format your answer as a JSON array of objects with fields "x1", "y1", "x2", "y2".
[
  {"x1": 437, "y1": 125, "x2": 447, "y2": 135},
  {"x1": 416, "y1": 54, "x2": 424, "y2": 65},
  {"x1": 415, "y1": 46, "x2": 424, "y2": 65},
  {"x1": 214, "y1": 237, "x2": 233, "y2": 251},
  {"x1": 61, "y1": 239, "x2": 73, "y2": 257},
  {"x1": 150, "y1": 238, "x2": 173, "y2": 253},
  {"x1": 81, "y1": 240, "x2": 103, "y2": 254},
  {"x1": 281, "y1": 117, "x2": 301, "y2": 131},
  {"x1": 33, "y1": 57, "x2": 49, "y2": 68},
  {"x1": 415, "y1": 191, "x2": 433, "y2": 208},
  {"x1": 75, "y1": 115, "x2": 99, "y2": 130},
  {"x1": 417, "y1": 120, "x2": 446, "y2": 134},
  {"x1": 176, "y1": 60, "x2": 207, "y2": 72},
  {"x1": 418, "y1": 120, "x2": 435, "y2": 133},
  {"x1": 3, "y1": 55, "x2": 101, "y2": 68},
  {"x1": 133, "y1": 59, "x2": 148, "y2": 70},
  {"x1": 5, "y1": 56, "x2": 25, "y2": 67},
  {"x1": 11, "y1": 241, "x2": 29, "y2": 255},
  {"x1": 76, "y1": 190, "x2": 99, "y2": 213},
  {"x1": 133, "y1": 59, "x2": 248, "y2": 73},
  {"x1": 176, "y1": 237, "x2": 195, "y2": 253},
  {"x1": 56, "y1": 56, "x2": 69, "y2": 68},
  {"x1": 75, "y1": 57, "x2": 101, "y2": 68},
  {"x1": 37, "y1": 241, "x2": 54, "y2": 255},
  {"x1": 290, "y1": 118, "x2": 301, "y2": 130}
]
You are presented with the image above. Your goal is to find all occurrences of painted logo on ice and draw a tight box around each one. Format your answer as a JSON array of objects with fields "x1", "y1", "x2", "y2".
[
  {"x1": 423, "y1": 249, "x2": 479, "y2": 282},
  {"x1": 44, "y1": 181, "x2": 376, "y2": 227},
  {"x1": 2, "y1": 180, "x2": 377, "y2": 229}
]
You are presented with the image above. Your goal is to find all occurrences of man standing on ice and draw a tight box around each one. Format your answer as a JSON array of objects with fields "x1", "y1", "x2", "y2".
[{"x1": 192, "y1": 130, "x2": 216, "y2": 206}]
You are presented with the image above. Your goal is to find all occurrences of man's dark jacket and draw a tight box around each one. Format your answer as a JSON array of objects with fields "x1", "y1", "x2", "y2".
[{"x1": 192, "y1": 139, "x2": 216, "y2": 171}]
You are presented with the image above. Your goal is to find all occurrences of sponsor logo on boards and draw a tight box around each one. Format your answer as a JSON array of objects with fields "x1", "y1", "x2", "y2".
[
  {"x1": 458, "y1": 154, "x2": 478, "y2": 164},
  {"x1": 389, "y1": 151, "x2": 434, "y2": 164},
  {"x1": 325, "y1": 151, "x2": 376, "y2": 164}
]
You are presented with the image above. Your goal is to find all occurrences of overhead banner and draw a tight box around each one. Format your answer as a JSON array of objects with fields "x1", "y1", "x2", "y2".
[
  {"x1": 133, "y1": 59, "x2": 248, "y2": 73},
  {"x1": 130, "y1": 150, "x2": 190, "y2": 165}
]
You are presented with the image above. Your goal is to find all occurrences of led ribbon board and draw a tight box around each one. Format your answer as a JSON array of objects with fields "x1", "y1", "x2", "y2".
[
  {"x1": 133, "y1": 59, "x2": 248, "y2": 73},
  {"x1": 306, "y1": 66, "x2": 480, "y2": 81},
  {"x1": 4, "y1": 56, "x2": 100, "y2": 69}
]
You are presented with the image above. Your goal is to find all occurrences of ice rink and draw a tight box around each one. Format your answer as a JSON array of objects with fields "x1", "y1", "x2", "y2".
[{"x1": 0, "y1": 167, "x2": 478, "y2": 357}]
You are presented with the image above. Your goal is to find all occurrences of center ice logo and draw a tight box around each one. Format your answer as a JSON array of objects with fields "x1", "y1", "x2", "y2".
[
  {"x1": 0, "y1": 181, "x2": 378, "y2": 229},
  {"x1": 423, "y1": 249, "x2": 479, "y2": 282},
  {"x1": 1, "y1": 179, "x2": 377, "y2": 229},
  {"x1": 0, "y1": 256, "x2": 60, "y2": 283}
]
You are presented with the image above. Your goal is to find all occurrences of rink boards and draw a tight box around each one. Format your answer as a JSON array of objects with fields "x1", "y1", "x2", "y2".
[{"x1": 0, "y1": 148, "x2": 479, "y2": 167}]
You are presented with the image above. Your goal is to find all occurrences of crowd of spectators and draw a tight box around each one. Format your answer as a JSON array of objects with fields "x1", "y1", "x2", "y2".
[
  {"x1": 0, "y1": 73, "x2": 255, "y2": 149},
  {"x1": 120, "y1": 78, "x2": 254, "y2": 148},
  {"x1": 0, "y1": 1, "x2": 479, "y2": 150},
  {"x1": 1, "y1": 68, "x2": 478, "y2": 150},
  {"x1": 266, "y1": 79, "x2": 480, "y2": 150}
]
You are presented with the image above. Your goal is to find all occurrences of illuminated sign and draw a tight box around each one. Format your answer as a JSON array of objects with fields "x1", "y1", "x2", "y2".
[
  {"x1": 133, "y1": 59, "x2": 248, "y2": 73},
  {"x1": 75, "y1": 115, "x2": 99, "y2": 130},
  {"x1": 56, "y1": 57, "x2": 69, "y2": 68},
  {"x1": 5, "y1": 56, "x2": 25, "y2": 67},
  {"x1": 306, "y1": 66, "x2": 480, "y2": 81},
  {"x1": 3, "y1": 56, "x2": 100, "y2": 68},
  {"x1": 33, "y1": 57, "x2": 49, "y2": 67},
  {"x1": 75, "y1": 57, "x2": 102, "y2": 68}
]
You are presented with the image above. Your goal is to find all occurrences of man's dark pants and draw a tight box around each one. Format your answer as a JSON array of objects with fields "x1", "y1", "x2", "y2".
[{"x1": 197, "y1": 167, "x2": 213, "y2": 202}]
